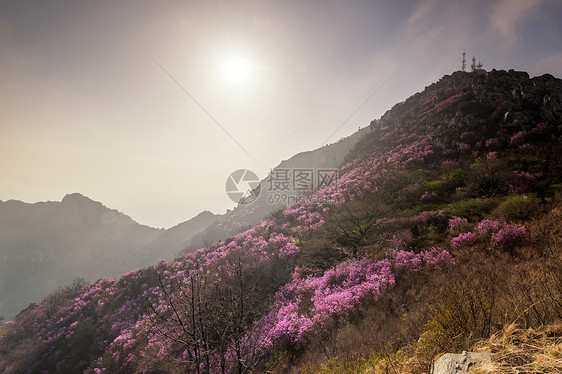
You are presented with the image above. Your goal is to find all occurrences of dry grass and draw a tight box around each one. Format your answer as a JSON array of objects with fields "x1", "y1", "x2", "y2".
[{"x1": 471, "y1": 323, "x2": 562, "y2": 373}]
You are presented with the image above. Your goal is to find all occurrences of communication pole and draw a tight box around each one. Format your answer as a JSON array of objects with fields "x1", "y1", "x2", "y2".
[{"x1": 462, "y1": 51, "x2": 466, "y2": 72}]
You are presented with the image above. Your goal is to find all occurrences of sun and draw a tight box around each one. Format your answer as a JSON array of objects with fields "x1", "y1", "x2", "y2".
[{"x1": 221, "y1": 56, "x2": 253, "y2": 85}]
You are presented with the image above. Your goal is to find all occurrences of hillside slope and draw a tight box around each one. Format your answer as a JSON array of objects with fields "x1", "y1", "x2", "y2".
[{"x1": 0, "y1": 69, "x2": 560, "y2": 373}]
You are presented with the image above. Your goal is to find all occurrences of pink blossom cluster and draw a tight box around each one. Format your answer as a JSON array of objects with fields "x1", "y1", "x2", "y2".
[
  {"x1": 262, "y1": 247, "x2": 454, "y2": 345},
  {"x1": 474, "y1": 219, "x2": 529, "y2": 251},
  {"x1": 420, "y1": 247, "x2": 456, "y2": 271},
  {"x1": 491, "y1": 224, "x2": 529, "y2": 250},
  {"x1": 487, "y1": 151, "x2": 498, "y2": 160},
  {"x1": 283, "y1": 204, "x2": 325, "y2": 232},
  {"x1": 412, "y1": 210, "x2": 447, "y2": 225},
  {"x1": 386, "y1": 137, "x2": 434, "y2": 165},
  {"x1": 460, "y1": 143, "x2": 471, "y2": 151},
  {"x1": 448, "y1": 216, "x2": 469, "y2": 234},
  {"x1": 485, "y1": 138, "x2": 502, "y2": 149},
  {"x1": 510, "y1": 131, "x2": 527, "y2": 145},
  {"x1": 451, "y1": 232, "x2": 476, "y2": 248},
  {"x1": 475, "y1": 219, "x2": 504, "y2": 237}
]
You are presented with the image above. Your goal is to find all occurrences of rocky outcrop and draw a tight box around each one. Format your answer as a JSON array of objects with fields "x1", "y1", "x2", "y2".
[
  {"x1": 352, "y1": 69, "x2": 562, "y2": 163},
  {"x1": 432, "y1": 351, "x2": 492, "y2": 374}
]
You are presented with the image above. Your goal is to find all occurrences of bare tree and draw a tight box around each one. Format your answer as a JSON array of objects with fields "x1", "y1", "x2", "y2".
[{"x1": 150, "y1": 250, "x2": 288, "y2": 373}]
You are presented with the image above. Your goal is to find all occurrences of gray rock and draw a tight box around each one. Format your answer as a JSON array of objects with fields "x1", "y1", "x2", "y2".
[{"x1": 432, "y1": 351, "x2": 492, "y2": 374}]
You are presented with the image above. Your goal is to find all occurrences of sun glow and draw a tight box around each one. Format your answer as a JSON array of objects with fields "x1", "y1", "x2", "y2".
[{"x1": 221, "y1": 56, "x2": 253, "y2": 85}]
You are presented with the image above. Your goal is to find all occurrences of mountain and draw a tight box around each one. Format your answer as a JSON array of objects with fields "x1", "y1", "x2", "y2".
[
  {"x1": 0, "y1": 129, "x2": 369, "y2": 320},
  {"x1": 1, "y1": 69, "x2": 561, "y2": 373},
  {"x1": 0, "y1": 195, "x2": 218, "y2": 320}
]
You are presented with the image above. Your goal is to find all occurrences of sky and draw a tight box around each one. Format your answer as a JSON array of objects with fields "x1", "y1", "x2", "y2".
[{"x1": 1, "y1": 0, "x2": 561, "y2": 228}]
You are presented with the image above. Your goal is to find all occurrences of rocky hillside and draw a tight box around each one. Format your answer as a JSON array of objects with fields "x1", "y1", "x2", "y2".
[{"x1": 0, "y1": 69, "x2": 560, "y2": 373}]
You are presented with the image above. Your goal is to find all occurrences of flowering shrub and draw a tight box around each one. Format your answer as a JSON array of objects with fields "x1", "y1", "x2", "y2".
[
  {"x1": 474, "y1": 219, "x2": 529, "y2": 253},
  {"x1": 485, "y1": 138, "x2": 502, "y2": 149},
  {"x1": 475, "y1": 219, "x2": 503, "y2": 237},
  {"x1": 531, "y1": 122, "x2": 550, "y2": 134},
  {"x1": 510, "y1": 131, "x2": 527, "y2": 145},
  {"x1": 421, "y1": 247, "x2": 456, "y2": 270},
  {"x1": 448, "y1": 216, "x2": 469, "y2": 234},
  {"x1": 412, "y1": 210, "x2": 447, "y2": 227},
  {"x1": 261, "y1": 247, "x2": 455, "y2": 346},
  {"x1": 451, "y1": 232, "x2": 476, "y2": 248},
  {"x1": 491, "y1": 224, "x2": 529, "y2": 251},
  {"x1": 420, "y1": 191, "x2": 438, "y2": 203},
  {"x1": 487, "y1": 151, "x2": 498, "y2": 160}
]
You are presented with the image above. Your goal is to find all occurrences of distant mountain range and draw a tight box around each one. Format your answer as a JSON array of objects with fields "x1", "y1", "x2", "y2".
[
  {"x1": 0, "y1": 129, "x2": 368, "y2": 320},
  {"x1": 0, "y1": 194, "x2": 215, "y2": 320}
]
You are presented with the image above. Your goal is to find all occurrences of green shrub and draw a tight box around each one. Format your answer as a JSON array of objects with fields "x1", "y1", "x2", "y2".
[
  {"x1": 445, "y1": 197, "x2": 504, "y2": 219},
  {"x1": 423, "y1": 168, "x2": 468, "y2": 195},
  {"x1": 493, "y1": 194, "x2": 540, "y2": 220}
]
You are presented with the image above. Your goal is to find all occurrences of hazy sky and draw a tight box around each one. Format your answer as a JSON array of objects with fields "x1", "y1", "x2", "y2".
[{"x1": 1, "y1": 0, "x2": 561, "y2": 228}]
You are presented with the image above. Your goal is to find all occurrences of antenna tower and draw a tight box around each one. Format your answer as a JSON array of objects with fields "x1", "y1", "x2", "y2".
[{"x1": 462, "y1": 51, "x2": 466, "y2": 72}]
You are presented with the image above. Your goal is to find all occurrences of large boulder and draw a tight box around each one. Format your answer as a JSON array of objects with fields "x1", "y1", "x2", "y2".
[{"x1": 432, "y1": 351, "x2": 492, "y2": 374}]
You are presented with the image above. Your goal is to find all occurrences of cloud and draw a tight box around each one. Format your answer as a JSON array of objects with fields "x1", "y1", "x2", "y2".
[
  {"x1": 407, "y1": 0, "x2": 442, "y2": 25},
  {"x1": 490, "y1": 0, "x2": 544, "y2": 44}
]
